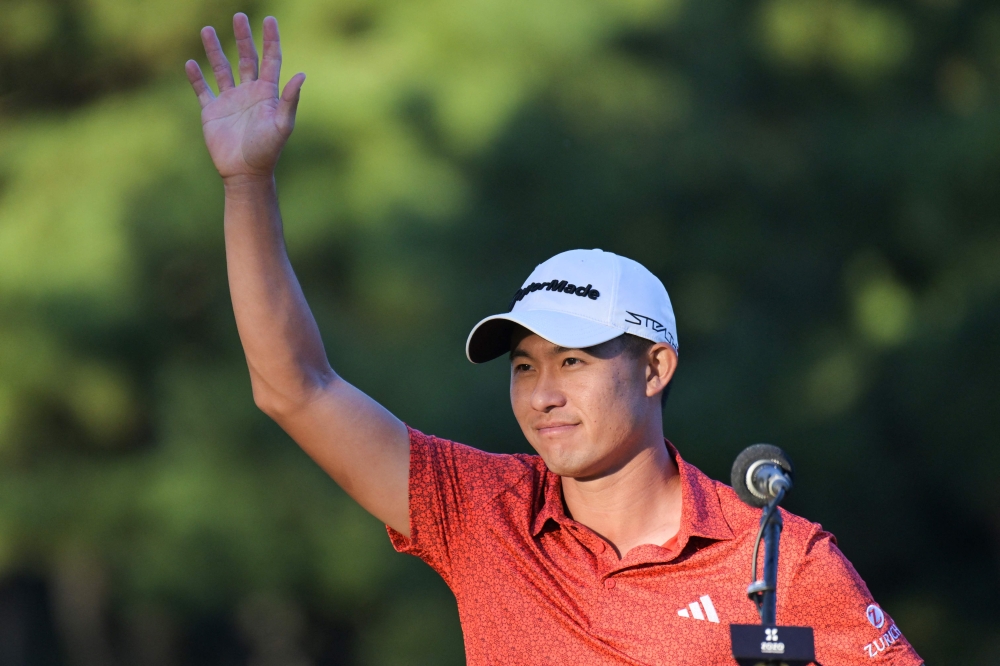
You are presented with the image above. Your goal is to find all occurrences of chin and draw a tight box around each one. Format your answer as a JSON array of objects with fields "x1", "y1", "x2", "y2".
[
  {"x1": 535, "y1": 446, "x2": 601, "y2": 479},
  {"x1": 524, "y1": 428, "x2": 605, "y2": 477}
]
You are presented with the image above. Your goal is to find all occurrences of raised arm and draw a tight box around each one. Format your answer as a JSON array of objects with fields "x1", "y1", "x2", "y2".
[{"x1": 185, "y1": 14, "x2": 410, "y2": 534}]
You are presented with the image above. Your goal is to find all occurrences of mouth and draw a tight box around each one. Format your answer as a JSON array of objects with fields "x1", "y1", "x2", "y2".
[{"x1": 535, "y1": 422, "x2": 579, "y2": 436}]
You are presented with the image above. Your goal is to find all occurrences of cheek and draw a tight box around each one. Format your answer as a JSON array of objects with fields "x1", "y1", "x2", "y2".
[
  {"x1": 586, "y1": 367, "x2": 645, "y2": 430},
  {"x1": 509, "y1": 379, "x2": 531, "y2": 421},
  {"x1": 509, "y1": 374, "x2": 522, "y2": 401}
]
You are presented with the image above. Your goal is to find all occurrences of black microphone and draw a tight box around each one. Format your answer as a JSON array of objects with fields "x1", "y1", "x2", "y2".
[{"x1": 730, "y1": 444, "x2": 795, "y2": 508}]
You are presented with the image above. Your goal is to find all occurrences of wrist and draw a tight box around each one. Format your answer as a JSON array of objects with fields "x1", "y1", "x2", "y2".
[{"x1": 223, "y1": 173, "x2": 276, "y2": 200}]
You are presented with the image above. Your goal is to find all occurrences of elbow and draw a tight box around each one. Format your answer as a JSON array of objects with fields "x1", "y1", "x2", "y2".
[
  {"x1": 252, "y1": 387, "x2": 286, "y2": 420},
  {"x1": 250, "y1": 371, "x2": 336, "y2": 420}
]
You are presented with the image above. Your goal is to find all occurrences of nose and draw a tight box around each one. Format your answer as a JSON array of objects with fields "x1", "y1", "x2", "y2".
[{"x1": 530, "y1": 368, "x2": 567, "y2": 413}]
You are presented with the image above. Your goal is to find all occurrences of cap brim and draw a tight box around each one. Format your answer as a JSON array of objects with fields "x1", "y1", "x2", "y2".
[{"x1": 466, "y1": 310, "x2": 624, "y2": 363}]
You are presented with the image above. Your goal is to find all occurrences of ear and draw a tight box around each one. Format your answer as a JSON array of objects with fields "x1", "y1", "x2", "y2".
[{"x1": 645, "y1": 344, "x2": 677, "y2": 399}]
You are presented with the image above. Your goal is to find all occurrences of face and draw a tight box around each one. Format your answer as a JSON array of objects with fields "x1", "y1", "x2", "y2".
[{"x1": 509, "y1": 330, "x2": 673, "y2": 480}]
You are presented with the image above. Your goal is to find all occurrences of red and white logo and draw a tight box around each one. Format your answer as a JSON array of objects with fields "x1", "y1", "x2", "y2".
[{"x1": 866, "y1": 604, "x2": 885, "y2": 629}]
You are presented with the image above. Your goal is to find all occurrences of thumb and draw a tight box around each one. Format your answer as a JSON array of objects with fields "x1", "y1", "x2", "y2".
[{"x1": 276, "y1": 73, "x2": 305, "y2": 137}]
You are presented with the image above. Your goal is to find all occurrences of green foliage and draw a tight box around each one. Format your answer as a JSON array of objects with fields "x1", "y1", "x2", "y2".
[{"x1": 1, "y1": 0, "x2": 998, "y2": 662}]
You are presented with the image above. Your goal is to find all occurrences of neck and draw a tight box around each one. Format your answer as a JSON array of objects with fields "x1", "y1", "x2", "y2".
[{"x1": 560, "y1": 430, "x2": 682, "y2": 558}]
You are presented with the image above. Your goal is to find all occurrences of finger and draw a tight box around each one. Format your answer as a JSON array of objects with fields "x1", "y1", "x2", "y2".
[
  {"x1": 201, "y1": 26, "x2": 235, "y2": 92},
  {"x1": 185, "y1": 60, "x2": 216, "y2": 108},
  {"x1": 259, "y1": 16, "x2": 282, "y2": 85},
  {"x1": 275, "y1": 73, "x2": 305, "y2": 137},
  {"x1": 233, "y1": 12, "x2": 259, "y2": 84}
]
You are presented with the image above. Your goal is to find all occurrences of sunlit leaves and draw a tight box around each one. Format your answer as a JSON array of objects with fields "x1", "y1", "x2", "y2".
[{"x1": 757, "y1": 0, "x2": 912, "y2": 80}]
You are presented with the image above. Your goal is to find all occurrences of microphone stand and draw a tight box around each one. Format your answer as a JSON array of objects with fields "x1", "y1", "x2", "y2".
[
  {"x1": 730, "y1": 486, "x2": 816, "y2": 666},
  {"x1": 749, "y1": 488, "x2": 785, "y2": 625}
]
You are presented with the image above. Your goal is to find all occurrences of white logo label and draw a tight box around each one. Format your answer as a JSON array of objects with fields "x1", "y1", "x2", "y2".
[
  {"x1": 863, "y1": 623, "x2": 903, "y2": 658},
  {"x1": 675, "y1": 595, "x2": 720, "y2": 623},
  {"x1": 866, "y1": 604, "x2": 885, "y2": 629},
  {"x1": 761, "y1": 629, "x2": 785, "y2": 654}
]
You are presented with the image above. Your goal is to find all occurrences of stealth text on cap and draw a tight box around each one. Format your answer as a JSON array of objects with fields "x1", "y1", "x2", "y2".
[{"x1": 509, "y1": 279, "x2": 600, "y2": 310}]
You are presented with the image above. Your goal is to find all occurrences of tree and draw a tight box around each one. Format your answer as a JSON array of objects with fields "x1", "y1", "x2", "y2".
[{"x1": 0, "y1": 0, "x2": 997, "y2": 662}]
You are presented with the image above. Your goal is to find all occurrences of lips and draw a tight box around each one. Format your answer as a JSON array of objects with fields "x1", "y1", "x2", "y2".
[{"x1": 536, "y1": 423, "x2": 579, "y2": 435}]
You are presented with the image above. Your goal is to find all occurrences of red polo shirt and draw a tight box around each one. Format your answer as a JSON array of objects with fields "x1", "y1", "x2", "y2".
[{"x1": 388, "y1": 427, "x2": 923, "y2": 665}]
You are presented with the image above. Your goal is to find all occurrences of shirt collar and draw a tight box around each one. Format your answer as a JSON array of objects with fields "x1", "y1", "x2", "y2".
[{"x1": 531, "y1": 440, "x2": 734, "y2": 549}]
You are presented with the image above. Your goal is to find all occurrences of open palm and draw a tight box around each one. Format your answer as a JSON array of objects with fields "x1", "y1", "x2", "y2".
[{"x1": 185, "y1": 14, "x2": 305, "y2": 180}]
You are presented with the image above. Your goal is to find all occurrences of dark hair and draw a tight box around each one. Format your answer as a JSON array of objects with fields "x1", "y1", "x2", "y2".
[{"x1": 619, "y1": 334, "x2": 673, "y2": 409}]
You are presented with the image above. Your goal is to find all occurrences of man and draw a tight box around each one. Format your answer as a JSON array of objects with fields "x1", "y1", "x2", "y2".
[{"x1": 185, "y1": 14, "x2": 923, "y2": 665}]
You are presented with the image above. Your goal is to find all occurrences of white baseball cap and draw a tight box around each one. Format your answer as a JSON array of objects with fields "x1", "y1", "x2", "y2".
[{"x1": 466, "y1": 249, "x2": 678, "y2": 363}]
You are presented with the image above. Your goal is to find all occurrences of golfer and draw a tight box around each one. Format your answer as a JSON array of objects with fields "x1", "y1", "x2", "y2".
[{"x1": 185, "y1": 14, "x2": 924, "y2": 665}]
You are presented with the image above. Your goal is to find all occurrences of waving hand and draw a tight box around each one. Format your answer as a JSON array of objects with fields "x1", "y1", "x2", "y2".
[{"x1": 185, "y1": 14, "x2": 305, "y2": 181}]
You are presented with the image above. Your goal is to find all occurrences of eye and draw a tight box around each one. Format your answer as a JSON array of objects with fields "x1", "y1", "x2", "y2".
[
  {"x1": 514, "y1": 363, "x2": 532, "y2": 373},
  {"x1": 563, "y1": 357, "x2": 581, "y2": 366}
]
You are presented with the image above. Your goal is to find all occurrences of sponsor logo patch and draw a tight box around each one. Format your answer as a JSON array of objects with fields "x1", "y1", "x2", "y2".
[
  {"x1": 761, "y1": 627, "x2": 785, "y2": 654},
  {"x1": 676, "y1": 595, "x2": 719, "y2": 623},
  {"x1": 863, "y1": 623, "x2": 903, "y2": 658},
  {"x1": 625, "y1": 311, "x2": 677, "y2": 348},
  {"x1": 509, "y1": 279, "x2": 600, "y2": 310},
  {"x1": 866, "y1": 604, "x2": 885, "y2": 629}
]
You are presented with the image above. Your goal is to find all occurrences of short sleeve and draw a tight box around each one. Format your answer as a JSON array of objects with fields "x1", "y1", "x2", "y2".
[
  {"x1": 783, "y1": 529, "x2": 923, "y2": 665},
  {"x1": 386, "y1": 427, "x2": 534, "y2": 585}
]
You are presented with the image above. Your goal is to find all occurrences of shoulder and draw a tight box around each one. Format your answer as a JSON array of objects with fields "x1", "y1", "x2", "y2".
[
  {"x1": 407, "y1": 426, "x2": 546, "y2": 502},
  {"x1": 712, "y1": 477, "x2": 827, "y2": 546},
  {"x1": 712, "y1": 476, "x2": 858, "y2": 584}
]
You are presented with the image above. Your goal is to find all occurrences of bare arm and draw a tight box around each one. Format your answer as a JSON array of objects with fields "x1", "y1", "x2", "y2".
[{"x1": 185, "y1": 14, "x2": 410, "y2": 534}]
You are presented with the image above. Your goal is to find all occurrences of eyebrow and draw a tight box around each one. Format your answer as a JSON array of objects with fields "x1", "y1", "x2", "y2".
[
  {"x1": 510, "y1": 348, "x2": 532, "y2": 362},
  {"x1": 509, "y1": 345, "x2": 577, "y2": 362}
]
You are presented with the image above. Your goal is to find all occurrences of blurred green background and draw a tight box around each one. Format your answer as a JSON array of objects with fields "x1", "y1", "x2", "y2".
[{"x1": 1, "y1": 0, "x2": 998, "y2": 663}]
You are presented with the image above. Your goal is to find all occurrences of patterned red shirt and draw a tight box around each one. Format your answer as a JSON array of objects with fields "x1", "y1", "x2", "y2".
[{"x1": 388, "y1": 427, "x2": 923, "y2": 665}]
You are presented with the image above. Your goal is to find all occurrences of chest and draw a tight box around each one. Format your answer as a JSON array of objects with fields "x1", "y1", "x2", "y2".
[{"x1": 450, "y1": 526, "x2": 761, "y2": 665}]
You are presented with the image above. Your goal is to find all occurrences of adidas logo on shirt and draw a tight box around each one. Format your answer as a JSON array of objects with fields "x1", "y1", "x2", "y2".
[{"x1": 676, "y1": 595, "x2": 720, "y2": 623}]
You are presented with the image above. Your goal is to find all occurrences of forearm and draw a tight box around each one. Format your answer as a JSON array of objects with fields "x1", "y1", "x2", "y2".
[
  {"x1": 223, "y1": 175, "x2": 333, "y2": 413},
  {"x1": 223, "y1": 174, "x2": 409, "y2": 528}
]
